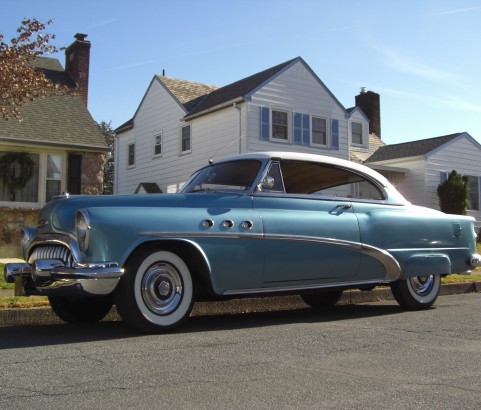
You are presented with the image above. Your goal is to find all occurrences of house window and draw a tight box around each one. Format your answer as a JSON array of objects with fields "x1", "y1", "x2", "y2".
[
  {"x1": 312, "y1": 116, "x2": 327, "y2": 146},
  {"x1": 153, "y1": 133, "x2": 162, "y2": 156},
  {"x1": 46, "y1": 154, "x2": 62, "y2": 202},
  {"x1": 128, "y1": 143, "x2": 135, "y2": 167},
  {"x1": 352, "y1": 122, "x2": 363, "y2": 145},
  {"x1": 181, "y1": 125, "x2": 191, "y2": 153},
  {"x1": 272, "y1": 110, "x2": 288, "y2": 140},
  {"x1": 466, "y1": 175, "x2": 479, "y2": 210},
  {"x1": 0, "y1": 152, "x2": 39, "y2": 203}
]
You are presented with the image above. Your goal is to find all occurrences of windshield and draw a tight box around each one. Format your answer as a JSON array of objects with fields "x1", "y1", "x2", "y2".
[{"x1": 181, "y1": 160, "x2": 263, "y2": 193}]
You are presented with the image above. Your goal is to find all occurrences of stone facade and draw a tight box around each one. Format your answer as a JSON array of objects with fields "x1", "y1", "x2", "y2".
[{"x1": 0, "y1": 152, "x2": 106, "y2": 258}]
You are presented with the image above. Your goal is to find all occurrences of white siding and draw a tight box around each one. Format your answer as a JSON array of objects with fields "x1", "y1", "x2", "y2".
[
  {"x1": 247, "y1": 61, "x2": 352, "y2": 159},
  {"x1": 426, "y1": 135, "x2": 481, "y2": 224}
]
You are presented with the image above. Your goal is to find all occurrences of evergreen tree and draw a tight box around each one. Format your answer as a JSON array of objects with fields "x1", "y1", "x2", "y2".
[{"x1": 437, "y1": 170, "x2": 468, "y2": 215}]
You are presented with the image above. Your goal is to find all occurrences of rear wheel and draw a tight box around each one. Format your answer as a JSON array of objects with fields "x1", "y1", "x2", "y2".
[
  {"x1": 115, "y1": 250, "x2": 194, "y2": 333},
  {"x1": 301, "y1": 290, "x2": 343, "y2": 308},
  {"x1": 390, "y1": 274, "x2": 441, "y2": 309},
  {"x1": 48, "y1": 296, "x2": 113, "y2": 323}
]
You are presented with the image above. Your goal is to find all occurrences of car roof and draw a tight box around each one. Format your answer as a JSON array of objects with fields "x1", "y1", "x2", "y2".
[{"x1": 215, "y1": 151, "x2": 390, "y2": 187}]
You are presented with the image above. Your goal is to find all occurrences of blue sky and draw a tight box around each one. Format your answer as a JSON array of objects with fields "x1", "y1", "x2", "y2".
[{"x1": 2, "y1": 0, "x2": 481, "y2": 145}]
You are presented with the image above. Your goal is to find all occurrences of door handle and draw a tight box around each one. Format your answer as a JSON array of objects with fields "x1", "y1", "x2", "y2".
[{"x1": 329, "y1": 204, "x2": 352, "y2": 215}]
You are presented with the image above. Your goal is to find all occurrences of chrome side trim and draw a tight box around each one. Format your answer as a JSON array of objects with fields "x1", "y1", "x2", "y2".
[
  {"x1": 223, "y1": 279, "x2": 382, "y2": 296},
  {"x1": 138, "y1": 231, "x2": 401, "y2": 280}
]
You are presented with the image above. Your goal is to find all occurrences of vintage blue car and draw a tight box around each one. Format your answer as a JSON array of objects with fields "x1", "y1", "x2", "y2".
[{"x1": 4, "y1": 152, "x2": 481, "y2": 332}]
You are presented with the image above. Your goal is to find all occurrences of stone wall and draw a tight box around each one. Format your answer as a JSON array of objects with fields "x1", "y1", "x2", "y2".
[
  {"x1": 0, "y1": 152, "x2": 106, "y2": 258},
  {"x1": 0, "y1": 208, "x2": 38, "y2": 258}
]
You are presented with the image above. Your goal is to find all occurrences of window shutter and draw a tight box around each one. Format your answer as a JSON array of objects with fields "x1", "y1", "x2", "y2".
[
  {"x1": 331, "y1": 119, "x2": 339, "y2": 150},
  {"x1": 293, "y1": 113, "x2": 302, "y2": 145},
  {"x1": 440, "y1": 171, "x2": 448, "y2": 183},
  {"x1": 261, "y1": 107, "x2": 270, "y2": 141},
  {"x1": 302, "y1": 114, "x2": 310, "y2": 146}
]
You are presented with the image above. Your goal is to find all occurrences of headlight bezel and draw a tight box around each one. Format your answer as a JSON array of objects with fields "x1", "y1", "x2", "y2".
[{"x1": 76, "y1": 209, "x2": 91, "y2": 252}]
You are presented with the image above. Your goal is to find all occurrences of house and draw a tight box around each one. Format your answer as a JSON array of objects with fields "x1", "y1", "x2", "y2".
[
  {"x1": 365, "y1": 132, "x2": 481, "y2": 226},
  {"x1": 0, "y1": 33, "x2": 108, "y2": 257},
  {"x1": 114, "y1": 57, "x2": 370, "y2": 194}
]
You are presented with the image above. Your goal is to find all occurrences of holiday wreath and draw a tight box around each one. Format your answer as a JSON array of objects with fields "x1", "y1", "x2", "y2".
[{"x1": 0, "y1": 152, "x2": 35, "y2": 191}]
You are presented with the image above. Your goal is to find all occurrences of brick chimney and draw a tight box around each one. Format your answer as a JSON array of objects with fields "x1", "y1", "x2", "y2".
[
  {"x1": 355, "y1": 89, "x2": 381, "y2": 139},
  {"x1": 65, "y1": 33, "x2": 91, "y2": 106}
]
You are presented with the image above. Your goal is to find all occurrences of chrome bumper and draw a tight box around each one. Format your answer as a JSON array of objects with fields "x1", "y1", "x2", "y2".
[
  {"x1": 3, "y1": 259, "x2": 124, "y2": 298},
  {"x1": 470, "y1": 253, "x2": 481, "y2": 268}
]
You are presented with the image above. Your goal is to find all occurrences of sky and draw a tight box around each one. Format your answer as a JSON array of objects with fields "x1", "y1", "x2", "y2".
[{"x1": 2, "y1": 0, "x2": 481, "y2": 145}]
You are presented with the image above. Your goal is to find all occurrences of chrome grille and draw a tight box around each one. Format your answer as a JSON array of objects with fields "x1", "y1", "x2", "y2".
[{"x1": 29, "y1": 245, "x2": 75, "y2": 267}]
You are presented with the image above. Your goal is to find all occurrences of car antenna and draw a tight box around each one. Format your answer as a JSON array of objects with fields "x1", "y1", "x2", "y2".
[{"x1": 208, "y1": 134, "x2": 245, "y2": 165}]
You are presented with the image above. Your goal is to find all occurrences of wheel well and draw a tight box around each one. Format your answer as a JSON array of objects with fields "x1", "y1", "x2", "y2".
[{"x1": 124, "y1": 240, "x2": 215, "y2": 298}]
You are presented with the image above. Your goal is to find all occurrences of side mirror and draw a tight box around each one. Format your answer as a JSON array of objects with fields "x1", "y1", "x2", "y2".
[{"x1": 262, "y1": 175, "x2": 275, "y2": 190}]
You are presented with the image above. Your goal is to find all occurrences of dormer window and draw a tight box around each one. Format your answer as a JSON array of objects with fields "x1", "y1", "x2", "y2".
[{"x1": 352, "y1": 122, "x2": 363, "y2": 145}]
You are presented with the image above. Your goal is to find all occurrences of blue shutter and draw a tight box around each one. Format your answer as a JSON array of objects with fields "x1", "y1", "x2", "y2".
[
  {"x1": 302, "y1": 114, "x2": 310, "y2": 146},
  {"x1": 261, "y1": 107, "x2": 270, "y2": 141},
  {"x1": 331, "y1": 119, "x2": 339, "y2": 150},
  {"x1": 293, "y1": 113, "x2": 302, "y2": 145},
  {"x1": 440, "y1": 171, "x2": 448, "y2": 184}
]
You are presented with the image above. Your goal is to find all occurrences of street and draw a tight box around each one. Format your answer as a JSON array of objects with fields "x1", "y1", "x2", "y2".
[{"x1": 1, "y1": 293, "x2": 480, "y2": 409}]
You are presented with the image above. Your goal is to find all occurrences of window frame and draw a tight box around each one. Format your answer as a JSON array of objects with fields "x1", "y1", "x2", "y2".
[
  {"x1": 270, "y1": 108, "x2": 290, "y2": 143},
  {"x1": 180, "y1": 124, "x2": 192, "y2": 154},
  {"x1": 153, "y1": 132, "x2": 162, "y2": 158},
  {"x1": 127, "y1": 142, "x2": 135, "y2": 168},
  {"x1": 466, "y1": 174, "x2": 480, "y2": 211},
  {"x1": 310, "y1": 115, "x2": 329, "y2": 147},
  {"x1": 351, "y1": 121, "x2": 364, "y2": 146}
]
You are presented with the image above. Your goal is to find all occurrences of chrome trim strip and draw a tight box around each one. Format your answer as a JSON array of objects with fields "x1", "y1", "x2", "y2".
[
  {"x1": 223, "y1": 279, "x2": 382, "y2": 296},
  {"x1": 388, "y1": 247, "x2": 470, "y2": 252},
  {"x1": 139, "y1": 231, "x2": 401, "y2": 280}
]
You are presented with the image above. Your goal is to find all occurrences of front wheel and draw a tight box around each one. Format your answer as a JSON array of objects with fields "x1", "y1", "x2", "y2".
[
  {"x1": 115, "y1": 250, "x2": 194, "y2": 333},
  {"x1": 48, "y1": 296, "x2": 113, "y2": 323},
  {"x1": 390, "y1": 274, "x2": 441, "y2": 310}
]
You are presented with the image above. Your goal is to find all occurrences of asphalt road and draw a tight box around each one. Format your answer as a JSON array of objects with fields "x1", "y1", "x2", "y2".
[{"x1": 0, "y1": 293, "x2": 480, "y2": 409}]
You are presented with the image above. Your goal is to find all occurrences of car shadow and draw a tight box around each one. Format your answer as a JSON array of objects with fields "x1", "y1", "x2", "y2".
[{"x1": 0, "y1": 302, "x2": 406, "y2": 350}]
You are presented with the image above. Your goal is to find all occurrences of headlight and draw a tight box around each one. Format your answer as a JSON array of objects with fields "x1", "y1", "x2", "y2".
[{"x1": 76, "y1": 210, "x2": 90, "y2": 252}]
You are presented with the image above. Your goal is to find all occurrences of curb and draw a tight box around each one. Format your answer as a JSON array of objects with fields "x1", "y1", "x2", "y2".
[{"x1": 0, "y1": 282, "x2": 480, "y2": 328}]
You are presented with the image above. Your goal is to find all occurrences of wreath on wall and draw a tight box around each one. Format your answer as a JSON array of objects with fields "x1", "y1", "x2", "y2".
[{"x1": 0, "y1": 152, "x2": 35, "y2": 192}]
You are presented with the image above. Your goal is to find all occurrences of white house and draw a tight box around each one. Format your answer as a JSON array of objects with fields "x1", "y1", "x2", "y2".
[
  {"x1": 114, "y1": 57, "x2": 370, "y2": 194},
  {"x1": 365, "y1": 132, "x2": 481, "y2": 226}
]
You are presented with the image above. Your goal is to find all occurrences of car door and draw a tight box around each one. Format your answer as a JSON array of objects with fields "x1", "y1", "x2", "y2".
[{"x1": 254, "y1": 160, "x2": 365, "y2": 285}]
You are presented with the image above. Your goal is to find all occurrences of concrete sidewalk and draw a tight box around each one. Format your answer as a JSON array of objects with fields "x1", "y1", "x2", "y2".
[{"x1": 0, "y1": 281, "x2": 480, "y2": 327}]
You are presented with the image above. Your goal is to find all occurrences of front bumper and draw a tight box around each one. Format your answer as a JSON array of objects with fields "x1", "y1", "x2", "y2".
[{"x1": 4, "y1": 259, "x2": 124, "y2": 299}]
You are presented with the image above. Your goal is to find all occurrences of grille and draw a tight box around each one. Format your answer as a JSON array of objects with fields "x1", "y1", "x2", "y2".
[{"x1": 29, "y1": 245, "x2": 75, "y2": 267}]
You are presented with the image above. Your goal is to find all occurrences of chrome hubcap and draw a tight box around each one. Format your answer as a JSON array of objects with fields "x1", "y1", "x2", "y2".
[
  {"x1": 141, "y1": 262, "x2": 183, "y2": 315},
  {"x1": 408, "y1": 275, "x2": 434, "y2": 296}
]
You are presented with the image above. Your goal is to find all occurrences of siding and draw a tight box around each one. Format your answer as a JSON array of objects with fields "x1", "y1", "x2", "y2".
[{"x1": 246, "y1": 61, "x2": 351, "y2": 159}]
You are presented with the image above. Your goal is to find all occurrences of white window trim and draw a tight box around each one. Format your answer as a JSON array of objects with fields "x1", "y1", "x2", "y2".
[
  {"x1": 127, "y1": 141, "x2": 136, "y2": 168},
  {"x1": 310, "y1": 114, "x2": 329, "y2": 148},
  {"x1": 180, "y1": 124, "x2": 192, "y2": 155},
  {"x1": 350, "y1": 121, "x2": 366, "y2": 147},
  {"x1": 270, "y1": 107, "x2": 291, "y2": 143},
  {"x1": 0, "y1": 150, "x2": 66, "y2": 208},
  {"x1": 152, "y1": 131, "x2": 163, "y2": 158}
]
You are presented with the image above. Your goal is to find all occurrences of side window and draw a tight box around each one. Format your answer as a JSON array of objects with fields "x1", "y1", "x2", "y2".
[
  {"x1": 352, "y1": 122, "x2": 363, "y2": 145},
  {"x1": 153, "y1": 133, "x2": 162, "y2": 157},
  {"x1": 127, "y1": 143, "x2": 135, "y2": 167},
  {"x1": 311, "y1": 116, "x2": 327, "y2": 146},
  {"x1": 261, "y1": 162, "x2": 285, "y2": 192},
  {"x1": 46, "y1": 154, "x2": 63, "y2": 202},
  {"x1": 181, "y1": 125, "x2": 191, "y2": 153},
  {"x1": 279, "y1": 160, "x2": 384, "y2": 200},
  {"x1": 271, "y1": 110, "x2": 289, "y2": 141}
]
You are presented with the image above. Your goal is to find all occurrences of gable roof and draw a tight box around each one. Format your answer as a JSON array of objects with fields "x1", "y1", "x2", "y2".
[
  {"x1": 0, "y1": 57, "x2": 107, "y2": 151},
  {"x1": 116, "y1": 56, "x2": 348, "y2": 133},
  {"x1": 185, "y1": 57, "x2": 299, "y2": 117},
  {"x1": 158, "y1": 77, "x2": 218, "y2": 112},
  {"x1": 366, "y1": 133, "x2": 465, "y2": 163}
]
